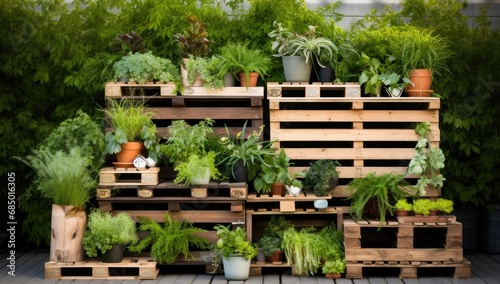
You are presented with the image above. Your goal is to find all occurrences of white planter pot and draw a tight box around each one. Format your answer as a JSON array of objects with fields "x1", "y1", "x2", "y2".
[
  {"x1": 282, "y1": 56, "x2": 312, "y2": 82},
  {"x1": 222, "y1": 255, "x2": 251, "y2": 280},
  {"x1": 191, "y1": 167, "x2": 210, "y2": 185}
]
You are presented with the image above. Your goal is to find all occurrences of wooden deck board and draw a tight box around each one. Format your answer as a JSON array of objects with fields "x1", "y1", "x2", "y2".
[{"x1": 1, "y1": 250, "x2": 498, "y2": 283}]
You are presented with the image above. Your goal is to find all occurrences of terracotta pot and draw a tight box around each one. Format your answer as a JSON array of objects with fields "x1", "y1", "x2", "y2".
[
  {"x1": 396, "y1": 210, "x2": 412, "y2": 216},
  {"x1": 429, "y1": 209, "x2": 440, "y2": 216},
  {"x1": 270, "y1": 182, "x2": 285, "y2": 197},
  {"x1": 239, "y1": 72, "x2": 259, "y2": 87},
  {"x1": 115, "y1": 142, "x2": 144, "y2": 167},
  {"x1": 268, "y1": 250, "x2": 283, "y2": 262},
  {"x1": 325, "y1": 273, "x2": 341, "y2": 279},
  {"x1": 406, "y1": 69, "x2": 432, "y2": 97}
]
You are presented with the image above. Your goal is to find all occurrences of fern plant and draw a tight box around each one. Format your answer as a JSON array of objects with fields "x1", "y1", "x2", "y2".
[
  {"x1": 129, "y1": 212, "x2": 209, "y2": 264},
  {"x1": 173, "y1": 151, "x2": 222, "y2": 185},
  {"x1": 346, "y1": 172, "x2": 410, "y2": 223},
  {"x1": 218, "y1": 43, "x2": 271, "y2": 86}
]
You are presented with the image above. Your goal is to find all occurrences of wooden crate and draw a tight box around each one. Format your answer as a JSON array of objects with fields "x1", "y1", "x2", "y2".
[
  {"x1": 98, "y1": 167, "x2": 160, "y2": 186},
  {"x1": 267, "y1": 82, "x2": 361, "y2": 98},
  {"x1": 267, "y1": 91, "x2": 442, "y2": 202},
  {"x1": 105, "y1": 81, "x2": 176, "y2": 97},
  {"x1": 105, "y1": 88, "x2": 264, "y2": 138},
  {"x1": 345, "y1": 259, "x2": 471, "y2": 279},
  {"x1": 344, "y1": 217, "x2": 463, "y2": 262},
  {"x1": 44, "y1": 258, "x2": 158, "y2": 280}
]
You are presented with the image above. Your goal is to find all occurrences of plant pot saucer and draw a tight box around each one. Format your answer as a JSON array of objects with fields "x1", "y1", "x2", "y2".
[
  {"x1": 406, "y1": 89, "x2": 433, "y2": 97},
  {"x1": 113, "y1": 162, "x2": 134, "y2": 168}
]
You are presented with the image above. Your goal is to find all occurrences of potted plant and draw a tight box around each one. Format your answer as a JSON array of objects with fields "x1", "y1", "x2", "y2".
[
  {"x1": 393, "y1": 26, "x2": 453, "y2": 96},
  {"x1": 174, "y1": 15, "x2": 213, "y2": 87},
  {"x1": 394, "y1": 199, "x2": 413, "y2": 216},
  {"x1": 213, "y1": 224, "x2": 257, "y2": 280},
  {"x1": 317, "y1": 224, "x2": 344, "y2": 262},
  {"x1": 259, "y1": 216, "x2": 293, "y2": 262},
  {"x1": 346, "y1": 173, "x2": 410, "y2": 224},
  {"x1": 281, "y1": 227, "x2": 322, "y2": 275},
  {"x1": 407, "y1": 122, "x2": 446, "y2": 197},
  {"x1": 218, "y1": 121, "x2": 276, "y2": 182},
  {"x1": 218, "y1": 43, "x2": 271, "y2": 87},
  {"x1": 322, "y1": 259, "x2": 346, "y2": 279},
  {"x1": 104, "y1": 99, "x2": 156, "y2": 167},
  {"x1": 303, "y1": 159, "x2": 340, "y2": 197},
  {"x1": 433, "y1": 198, "x2": 454, "y2": 214},
  {"x1": 83, "y1": 209, "x2": 138, "y2": 263},
  {"x1": 412, "y1": 198, "x2": 433, "y2": 216},
  {"x1": 173, "y1": 151, "x2": 222, "y2": 185},
  {"x1": 269, "y1": 21, "x2": 337, "y2": 82},
  {"x1": 285, "y1": 170, "x2": 306, "y2": 197},
  {"x1": 253, "y1": 149, "x2": 291, "y2": 196},
  {"x1": 183, "y1": 55, "x2": 224, "y2": 89},
  {"x1": 19, "y1": 147, "x2": 94, "y2": 262},
  {"x1": 112, "y1": 51, "x2": 180, "y2": 84},
  {"x1": 129, "y1": 212, "x2": 209, "y2": 264}
]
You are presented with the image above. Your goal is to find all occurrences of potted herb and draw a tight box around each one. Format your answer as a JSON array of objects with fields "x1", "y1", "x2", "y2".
[
  {"x1": 281, "y1": 227, "x2": 322, "y2": 275},
  {"x1": 259, "y1": 235, "x2": 282, "y2": 262},
  {"x1": 394, "y1": 199, "x2": 413, "y2": 216},
  {"x1": 259, "y1": 216, "x2": 293, "y2": 262},
  {"x1": 183, "y1": 55, "x2": 224, "y2": 89},
  {"x1": 173, "y1": 151, "x2": 222, "y2": 185},
  {"x1": 112, "y1": 51, "x2": 180, "y2": 84},
  {"x1": 218, "y1": 121, "x2": 276, "y2": 182},
  {"x1": 19, "y1": 147, "x2": 95, "y2": 262},
  {"x1": 104, "y1": 99, "x2": 156, "y2": 167},
  {"x1": 346, "y1": 173, "x2": 410, "y2": 224},
  {"x1": 83, "y1": 209, "x2": 138, "y2": 263},
  {"x1": 174, "y1": 15, "x2": 213, "y2": 87},
  {"x1": 303, "y1": 159, "x2": 340, "y2": 197},
  {"x1": 253, "y1": 149, "x2": 291, "y2": 196},
  {"x1": 269, "y1": 21, "x2": 337, "y2": 82},
  {"x1": 322, "y1": 259, "x2": 346, "y2": 279},
  {"x1": 433, "y1": 198, "x2": 454, "y2": 214},
  {"x1": 213, "y1": 225, "x2": 257, "y2": 280},
  {"x1": 218, "y1": 43, "x2": 271, "y2": 87},
  {"x1": 412, "y1": 198, "x2": 433, "y2": 216},
  {"x1": 285, "y1": 170, "x2": 306, "y2": 197},
  {"x1": 407, "y1": 122, "x2": 446, "y2": 196},
  {"x1": 129, "y1": 212, "x2": 209, "y2": 264}
]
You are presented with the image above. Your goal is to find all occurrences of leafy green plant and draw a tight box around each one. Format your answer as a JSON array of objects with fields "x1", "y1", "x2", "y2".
[
  {"x1": 174, "y1": 15, "x2": 213, "y2": 58},
  {"x1": 173, "y1": 151, "x2": 222, "y2": 185},
  {"x1": 407, "y1": 122, "x2": 446, "y2": 196},
  {"x1": 394, "y1": 199, "x2": 413, "y2": 211},
  {"x1": 184, "y1": 55, "x2": 224, "y2": 89},
  {"x1": 303, "y1": 159, "x2": 340, "y2": 197},
  {"x1": 83, "y1": 209, "x2": 138, "y2": 257},
  {"x1": 112, "y1": 51, "x2": 180, "y2": 84},
  {"x1": 317, "y1": 224, "x2": 344, "y2": 262},
  {"x1": 259, "y1": 216, "x2": 293, "y2": 256},
  {"x1": 161, "y1": 118, "x2": 214, "y2": 165},
  {"x1": 129, "y1": 212, "x2": 209, "y2": 264},
  {"x1": 214, "y1": 225, "x2": 257, "y2": 260},
  {"x1": 218, "y1": 43, "x2": 272, "y2": 86},
  {"x1": 282, "y1": 227, "x2": 322, "y2": 275},
  {"x1": 253, "y1": 149, "x2": 291, "y2": 194},
  {"x1": 259, "y1": 235, "x2": 281, "y2": 257},
  {"x1": 433, "y1": 198, "x2": 454, "y2": 214},
  {"x1": 346, "y1": 173, "x2": 410, "y2": 223},
  {"x1": 412, "y1": 198, "x2": 433, "y2": 216},
  {"x1": 18, "y1": 147, "x2": 95, "y2": 210},
  {"x1": 322, "y1": 259, "x2": 346, "y2": 274}
]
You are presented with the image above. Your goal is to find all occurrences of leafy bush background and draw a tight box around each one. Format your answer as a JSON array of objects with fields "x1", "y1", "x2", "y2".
[{"x1": 1, "y1": 0, "x2": 499, "y2": 246}]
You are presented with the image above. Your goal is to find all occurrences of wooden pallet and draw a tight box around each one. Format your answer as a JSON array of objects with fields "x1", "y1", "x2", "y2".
[
  {"x1": 246, "y1": 192, "x2": 330, "y2": 212},
  {"x1": 181, "y1": 86, "x2": 263, "y2": 96},
  {"x1": 344, "y1": 217, "x2": 463, "y2": 263},
  {"x1": 345, "y1": 259, "x2": 471, "y2": 279},
  {"x1": 44, "y1": 258, "x2": 158, "y2": 280},
  {"x1": 97, "y1": 181, "x2": 247, "y2": 199},
  {"x1": 267, "y1": 82, "x2": 361, "y2": 98},
  {"x1": 249, "y1": 261, "x2": 293, "y2": 276},
  {"x1": 105, "y1": 81, "x2": 177, "y2": 97},
  {"x1": 98, "y1": 167, "x2": 160, "y2": 186},
  {"x1": 267, "y1": 93, "x2": 442, "y2": 200}
]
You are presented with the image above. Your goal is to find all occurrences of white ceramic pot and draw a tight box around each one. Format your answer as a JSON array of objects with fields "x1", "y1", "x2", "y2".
[{"x1": 222, "y1": 255, "x2": 251, "y2": 280}]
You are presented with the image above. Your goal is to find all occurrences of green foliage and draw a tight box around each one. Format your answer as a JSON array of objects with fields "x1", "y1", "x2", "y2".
[
  {"x1": 218, "y1": 43, "x2": 272, "y2": 86},
  {"x1": 394, "y1": 199, "x2": 413, "y2": 211},
  {"x1": 173, "y1": 151, "x2": 222, "y2": 185},
  {"x1": 253, "y1": 149, "x2": 291, "y2": 194},
  {"x1": 129, "y1": 212, "x2": 209, "y2": 264},
  {"x1": 407, "y1": 122, "x2": 446, "y2": 196},
  {"x1": 161, "y1": 118, "x2": 214, "y2": 165},
  {"x1": 83, "y1": 209, "x2": 138, "y2": 257},
  {"x1": 258, "y1": 235, "x2": 281, "y2": 257},
  {"x1": 112, "y1": 51, "x2": 180, "y2": 84},
  {"x1": 18, "y1": 147, "x2": 95, "y2": 209},
  {"x1": 184, "y1": 55, "x2": 224, "y2": 89},
  {"x1": 346, "y1": 173, "x2": 410, "y2": 224},
  {"x1": 214, "y1": 225, "x2": 257, "y2": 260},
  {"x1": 303, "y1": 159, "x2": 340, "y2": 197},
  {"x1": 174, "y1": 15, "x2": 213, "y2": 58},
  {"x1": 104, "y1": 99, "x2": 156, "y2": 154},
  {"x1": 317, "y1": 224, "x2": 344, "y2": 261},
  {"x1": 281, "y1": 227, "x2": 322, "y2": 276},
  {"x1": 259, "y1": 216, "x2": 293, "y2": 256},
  {"x1": 433, "y1": 198, "x2": 454, "y2": 214},
  {"x1": 322, "y1": 259, "x2": 346, "y2": 274},
  {"x1": 412, "y1": 198, "x2": 433, "y2": 216}
]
